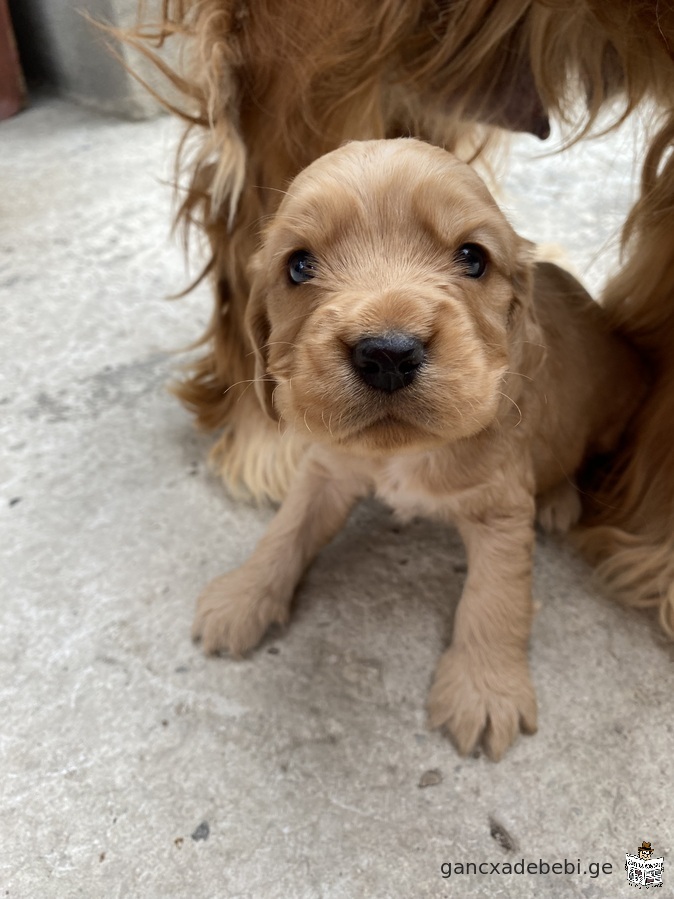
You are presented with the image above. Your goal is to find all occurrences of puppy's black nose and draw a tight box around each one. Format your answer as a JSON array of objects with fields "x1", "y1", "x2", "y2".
[{"x1": 351, "y1": 333, "x2": 425, "y2": 392}]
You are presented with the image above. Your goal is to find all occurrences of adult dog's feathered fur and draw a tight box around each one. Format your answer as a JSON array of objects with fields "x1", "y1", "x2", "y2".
[
  {"x1": 123, "y1": 0, "x2": 674, "y2": 636},
  {"x1": 192, "y1": 139, "x2": 645, "y2": 758}
]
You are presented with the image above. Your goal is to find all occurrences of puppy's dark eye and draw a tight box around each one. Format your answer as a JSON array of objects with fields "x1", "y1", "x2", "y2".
[
  {"x1": 455, "y1": 243, "x2": 488, "y2": 278},
  {"x1": 287, "y1": 250, "x2": 317, "y2": 284}
]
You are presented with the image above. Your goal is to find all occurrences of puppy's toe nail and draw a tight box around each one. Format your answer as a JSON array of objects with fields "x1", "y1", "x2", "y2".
[
  {"x1": 453, "y1": 720, "x2": 484, "y2": 758},
  {"x1": 201, "y1": 626, "x2": 227, "y2": 656},
  {"x1": 485, "y1": 738, "x2": 508, "y2": 763},
  {"x1": 484, "y1": 715, "x2": 517, "y2": 762}
]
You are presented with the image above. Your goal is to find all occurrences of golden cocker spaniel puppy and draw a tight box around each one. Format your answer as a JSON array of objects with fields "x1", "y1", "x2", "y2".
[{"x1": 192, "y1": 139, "x2": 644, "y2": 759}]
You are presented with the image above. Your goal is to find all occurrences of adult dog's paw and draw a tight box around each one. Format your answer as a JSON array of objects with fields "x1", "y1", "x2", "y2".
[
  {"x1": 427, "y1": 646, "x2": 537, "y2": 761},
  {"x1": 192, "y1": 570, "x2": 289, "y2": 657}
]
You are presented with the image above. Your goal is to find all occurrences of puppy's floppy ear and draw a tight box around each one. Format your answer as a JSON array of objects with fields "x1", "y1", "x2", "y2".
[
  {"x1": 508, "y1": 236, "x2": 536, "y2": 326},
  {"x1": 245, "y1": 257, "x2": 279, "y2": 421},
  {"x1": 510, "y1": 236, "x2": 546, "y2": 375}
]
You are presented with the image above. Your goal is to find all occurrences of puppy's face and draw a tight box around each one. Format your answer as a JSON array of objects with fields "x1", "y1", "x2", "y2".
[{"x1": 247, "y1": 139, "x2": 534, "y2": 455}]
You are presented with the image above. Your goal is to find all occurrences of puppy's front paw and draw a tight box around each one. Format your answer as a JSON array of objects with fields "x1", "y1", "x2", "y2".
[
  {"x1": 192, "y1": 570, "x2": 290, "y2": 657},
  {"x1": 427, "y1": 646, "x2": 537, "y2": 761}
]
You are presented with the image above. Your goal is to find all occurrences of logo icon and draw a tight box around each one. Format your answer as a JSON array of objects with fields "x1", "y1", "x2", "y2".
[{"x1": 625, "y1": 842, "x2": 664, "y2": 889}]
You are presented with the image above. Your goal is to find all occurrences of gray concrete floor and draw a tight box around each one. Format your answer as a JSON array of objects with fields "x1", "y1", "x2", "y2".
[{"x1": 1, "y1": 97, "x2": 672, "y2": 899}]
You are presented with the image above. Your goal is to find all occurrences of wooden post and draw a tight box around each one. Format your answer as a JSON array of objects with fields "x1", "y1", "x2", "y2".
[{"x1": 0, "y1": 0, "x2": 26, "y2": 120}]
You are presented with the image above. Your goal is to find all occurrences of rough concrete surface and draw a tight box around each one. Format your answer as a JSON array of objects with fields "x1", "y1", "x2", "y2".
[{"x1": 1, "y1": 98, "x2": 672, "y2": 899}]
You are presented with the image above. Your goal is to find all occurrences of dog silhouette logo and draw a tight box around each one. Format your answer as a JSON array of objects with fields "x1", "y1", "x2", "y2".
[{"x1": 626, "y1": 842, "x2": 664, "y2": 888}]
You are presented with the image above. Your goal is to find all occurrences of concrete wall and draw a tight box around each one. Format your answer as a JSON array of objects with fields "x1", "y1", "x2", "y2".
[{"x1": 9, "y1": 0, "x2": 179, "y2": 118}]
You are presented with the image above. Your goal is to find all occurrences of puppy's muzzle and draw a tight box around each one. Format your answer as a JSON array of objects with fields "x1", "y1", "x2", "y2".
[{"x1": 350, "y1": 332, "x2": 425, "y2": 393}]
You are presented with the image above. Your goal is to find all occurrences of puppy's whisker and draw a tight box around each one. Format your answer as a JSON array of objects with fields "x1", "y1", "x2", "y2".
[
  {"x1": 460, "y1": 396, "x2": 475, "y2": 417},
  {"x1": 498, "y1": 390, "x2": 523, "y2": 427},
  {"x1": 504, "y1": 370, "x2": 534, "y2": 382},
  {"x1": 259, "y1": 340, "x2": 296, "y2": 351},
  {"x1": 270, "y1": 382, "x2": 287, "y2": 435},
  {"x1": 221, "y1": 376, "x2": 277, "y2": 398},
  {"x1": 235, "y1": 382, "x2": 256, "y2": 404}
]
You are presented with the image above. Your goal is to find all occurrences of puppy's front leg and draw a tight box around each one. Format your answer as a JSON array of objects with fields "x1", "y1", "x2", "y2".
[
  {"x1": 428, "y1": 493, "x2": 538, "y2": 760},
  {"x1": 193, "y1": 450, "x2": 369, "y2": 656}
]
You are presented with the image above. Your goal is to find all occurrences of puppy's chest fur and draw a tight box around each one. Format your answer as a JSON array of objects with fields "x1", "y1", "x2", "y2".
[
  {"x1": 375, "y1": 458, "x2": 453, "y2": 521},
  {"x1": 369, "y1": 437, "x2": 512, "y2": 523}
]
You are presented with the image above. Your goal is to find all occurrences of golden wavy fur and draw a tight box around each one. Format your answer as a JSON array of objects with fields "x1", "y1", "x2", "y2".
[
  {"x1": 192, "y1": 139, "x2": 645, "y2": 757},
  {"x1": 122, "y1": 0, "x2": 674, "y2": 636}
]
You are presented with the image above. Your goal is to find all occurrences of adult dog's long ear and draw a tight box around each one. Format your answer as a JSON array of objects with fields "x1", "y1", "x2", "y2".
[{"x1": 245, "y1": 267, "x2": 279, "y2": 421}]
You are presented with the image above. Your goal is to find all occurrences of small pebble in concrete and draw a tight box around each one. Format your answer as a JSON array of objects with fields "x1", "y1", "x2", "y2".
[
  {"x1": 418, "y1": 768, "x2": 442, "y2": 788},
  {"x1": 489, "y1": 817, "x2": 518, "y2": 852},
  {"x1": 192, "y1": 821, "x2": 210, "y2": 842},
  {"x1": 9, "y1": 497, "x2": 21, "y2": 507}
]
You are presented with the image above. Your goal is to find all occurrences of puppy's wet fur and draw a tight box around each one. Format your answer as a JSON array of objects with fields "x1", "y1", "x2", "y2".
[{"x1": 193, "y1": 139, "x2": 644, "y2": 760}]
